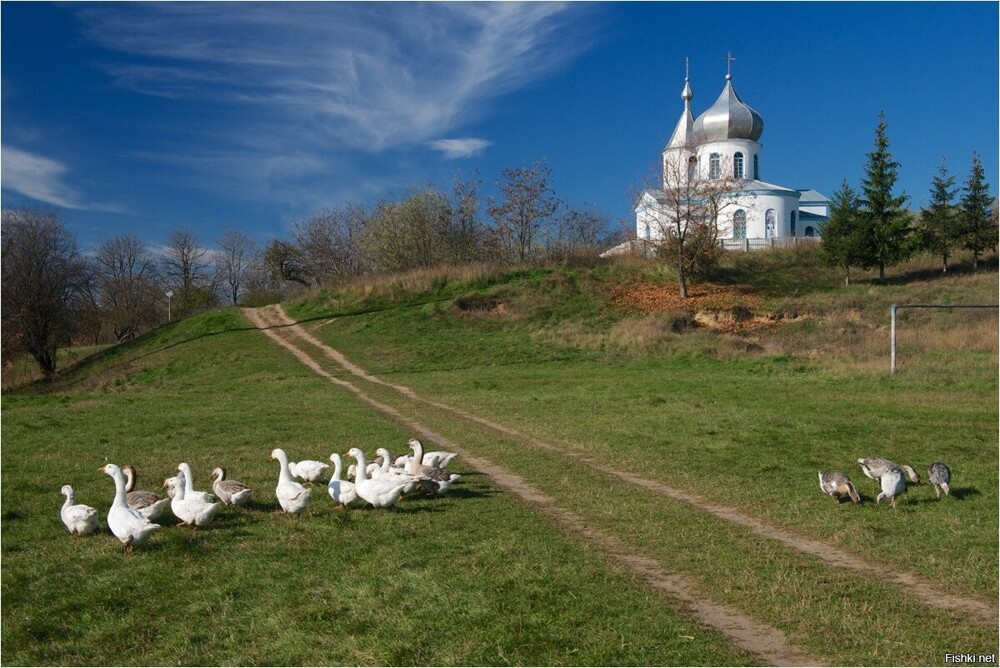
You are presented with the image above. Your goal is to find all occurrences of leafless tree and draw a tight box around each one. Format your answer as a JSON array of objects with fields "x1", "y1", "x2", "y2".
[
  {"x1": 161, "y1": 228, "x2": 215, "y2": 315},
  {"x1": 215, "y1": 229, "x2": 257, "y2": 305},
  {"x1": 92, "y1": 233, "x2": 161, "y2": 342},
  {"x1": 547, "y1": 206, "x2": 608, "y2": 261},
  {"x1": 292, "y1": 204, "x2": 369, "y2": 286},
  {"x1": 363, "y1": 189, "x2": 452, "y2": 272},
  {"x1": 263, "y1": 239, "x2": 309, "y2": 287},
  {"x1": 1, "y1": 208, "x2": 87, "y2": 375},
  {"x1": 488, "y1": 161, "x2": 562, "y2": 263},
  {"x1": 635, "y1": 154, "x2": 741, "y2": 297}
]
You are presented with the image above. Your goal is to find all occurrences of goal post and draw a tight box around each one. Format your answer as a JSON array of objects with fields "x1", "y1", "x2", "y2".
[{"x1": 890, "y1": 303, "x2": 999, "y2": 374}]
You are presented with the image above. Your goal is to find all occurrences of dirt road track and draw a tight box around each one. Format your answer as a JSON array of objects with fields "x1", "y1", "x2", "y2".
[{"x1": 244, "y1": 306, "x2": 821, "y2": 666}]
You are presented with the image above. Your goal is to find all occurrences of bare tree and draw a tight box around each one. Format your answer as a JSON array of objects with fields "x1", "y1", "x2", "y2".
[
  {"x1": 215, "y1": 229, "x2": 256, "y2": 305},
  {"x1": 263, "y1": 239, "x2": 309, "y2": 287},
  {"x1": 161, "y1": 228, "x2": 215, "y2": 315},
  {"x1": 636, "y1": 155, "x2": 740, "y2": 297},
  {"x1": 92, "y1": 233, "x2": 161, "y2": 342},
  {"x1": 1, "y1": 208, "x2": 86, "y2": 376},
  {"x1": 362, "y1": 189, "x2": 452, "y2": 272},
  {"x1": 292, "y1": 204, "x2": 368, "y2": 286},
  {"x1": 548, "y1": 206, "x2": 608, "y2": 261},
  {"x1": 488, "y1": 161, "x2": 562, "y2": 263}
]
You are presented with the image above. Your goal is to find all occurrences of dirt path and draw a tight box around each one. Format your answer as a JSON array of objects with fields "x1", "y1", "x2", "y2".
[
  {"x1": 244, "y1": 306, "x2": 820, "y2": 666},
  {"x1": 263, "y1": 305, "x2": 997, "y2": 627}
]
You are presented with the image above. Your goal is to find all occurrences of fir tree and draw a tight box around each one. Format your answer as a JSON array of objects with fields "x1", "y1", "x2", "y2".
[
  {"x1": 819, "y1": 179, "x2": 863, "y2": 285},
  {"x1": 959, "y1": 153, "x2": 996, "y2": 270},
  {"x1": 859, "y1": 112, "x2": 912, "y2": 280},
  {"x1": 917, "y1": 159, "x2": 960, "y2": 273}
]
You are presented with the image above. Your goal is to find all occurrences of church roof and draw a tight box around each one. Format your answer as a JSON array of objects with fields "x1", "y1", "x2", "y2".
[
  {"x1": 693, "y1": 75, "x2": 764, "y2": 143},
  {"x1": 796, "y1": 189, "x2": 829, "y2": 203},
  {"x1": 665, "y1": 76, "x2": 695, "y2": 150}
]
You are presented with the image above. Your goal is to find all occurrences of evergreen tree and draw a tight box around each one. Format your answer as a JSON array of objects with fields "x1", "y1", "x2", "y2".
[
  {"x1": 858, "y1": 112, "x2": 912, "y2": 280},
  {"x1": 819, "y1": 179, "x2": 863, "y2": 285},
  {"x1": 959, "y1": 153, "x2": 996, "y2": 270},
  {"x1": 917, "y1": 159, "x2": 960, "y2": 273}
]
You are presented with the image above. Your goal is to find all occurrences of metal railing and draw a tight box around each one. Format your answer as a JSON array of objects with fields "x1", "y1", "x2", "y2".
[
  {"x1": 890, "y1": 303, "x2": 999, "y2": 374},
  {"x1": 719, "y1": 237, "x2": 820, "y2": 251}
]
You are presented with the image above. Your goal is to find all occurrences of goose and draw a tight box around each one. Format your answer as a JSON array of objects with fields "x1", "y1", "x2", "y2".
[
  {"x1": 177, "y1": 463, "x2": 216, "y2": 503},
  {"x1": 818, "y1": 472, "x2": 860, "y2": 504},
  {"x1": 346, "y1": 462, "x2": 381, "y2": 480},
  {"x1": 876, "y1": 468, "x2": 907, "y2": 509},
  {"x1": 393, "y1": 451, "x2": 458, "y2": 469},
  {"x1": 857, "y1": 457, "x2": 920, "y2": 490},
  {"x1": 373, "y1": 447, "x2": 424, "y2": 494},
  {"x1": 327, "y1": 453, "x2": 360, "y2": 508},
  {"x1": 270, "y1": 448, "x2": 312, "y2": 518},
  {"x1": 928, "y1": 462, "x2": 951, "y2": 499},
  {"x1": 60, "y1": 485, "x2": 99, "y2": 537},
  {"x1": 288, "y1": 459, "x2": 330, "y2": 484},
  {"x1": 100, "y1": 463, "x2": 161, "y2": 552},
  {"x1": 407, "y1": 439, "x2": 461, "y2": 494},
  {"x1": 165, "y1": 474, "x2": 221, "y2": 527},
  {"x1": 122, "y1": 465, "x2": 170, "y2": 521},
  {"x1": 344, "y1": 448, "x2": 408, "y2": 509},
  {"x1": 210, "y1": 467, "x2": 253, "y2": 506}
]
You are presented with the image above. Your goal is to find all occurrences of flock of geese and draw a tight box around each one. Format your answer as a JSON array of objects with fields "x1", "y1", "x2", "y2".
[
  {"x1": 819, "y1": 457, "x2": 953, "y2": 508},
  {"x1": 59, "y1": 438, "x2": 461, "y2": 553},
  {"x1": 60, "y1": 439, "x2": 956, "y2": 551}
]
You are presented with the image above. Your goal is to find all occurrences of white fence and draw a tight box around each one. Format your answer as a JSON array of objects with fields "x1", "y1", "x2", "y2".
[
  {"x1": 890, "y1": 303, "x2": 999, "y2": 374},
  {"x1": 719, "y1": 237, "x2": 820, "y2": 251}
]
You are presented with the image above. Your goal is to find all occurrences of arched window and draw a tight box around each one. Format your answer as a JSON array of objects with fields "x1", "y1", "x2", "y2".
[
  {"x1": 688, "y1": 155, "x2": 697, "y2": 180},
  {"x1": 734, "y1": 152, "x2": 744, "y2": 179},
  {"x1": 765, "y1": 209, "x2": 776, "y2": 239},
  {"x1": 753, "y1": 154, "x2": 759, "y2": 180},
  {"x1": 644, "y1": 224, "x2": 651, "y2": 240},
  {"x1": 790, "y1": 211, "x2": 797, "y2": 236},
  {"x1": 732, "y1": 210, "x2": 747, "y2": 240},
  {"x1": 804, "y1": 226, "x2": 815, "y2": 238},
  {"x1": 709, "y1": 153, "x2": 720, "y2": 179}
]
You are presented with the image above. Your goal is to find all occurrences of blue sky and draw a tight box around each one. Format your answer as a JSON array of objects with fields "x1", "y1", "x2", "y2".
[{"x1": 3, "y1": 2, "x2": 997, "y2": 252}]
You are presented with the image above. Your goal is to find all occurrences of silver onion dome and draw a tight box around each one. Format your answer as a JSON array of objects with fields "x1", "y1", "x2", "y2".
[{"x1": 693, "y1": 75, "x2": 763, "y2": 143}]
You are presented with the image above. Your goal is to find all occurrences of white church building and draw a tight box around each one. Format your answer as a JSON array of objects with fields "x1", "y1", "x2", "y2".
[{"x1": 626, "y1": 62, "x2": 828, "y2": 253}]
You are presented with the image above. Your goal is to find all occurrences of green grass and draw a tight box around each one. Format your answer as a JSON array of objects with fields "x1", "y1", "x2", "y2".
[
  {"x1": 5, "y1": 249, "x2": 998, "y2": 665},
  {"x1": 2, "y1": 309, "x2": 756, "y2": 666}
]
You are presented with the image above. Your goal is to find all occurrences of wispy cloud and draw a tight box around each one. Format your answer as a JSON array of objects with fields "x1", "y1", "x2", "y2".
[
  {"x1": 1, "y1": 146, "x2": 87, "y2": 209},
  {"x1": 76, "y1": 3, "x2": 593, "y2": 152},
  {"x1": 427, "y1": 138, "x2": 493, "y2": 159}
]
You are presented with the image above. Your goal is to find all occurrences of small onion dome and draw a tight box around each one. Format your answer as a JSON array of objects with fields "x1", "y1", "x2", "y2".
[{"x1": 693, "y1": 75, "x2": 763, "y2": 143}]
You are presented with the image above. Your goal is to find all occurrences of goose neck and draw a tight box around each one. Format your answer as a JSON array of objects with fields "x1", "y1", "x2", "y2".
[{"x1": 354, "y1": 452, "x2": 368, "y2": 483}]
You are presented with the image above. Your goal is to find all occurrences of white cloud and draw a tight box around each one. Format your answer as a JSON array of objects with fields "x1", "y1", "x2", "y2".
[
  {"x1": 1, "y1": 146, "x2": 86, "y2": 209},
  {"x1": 76, "y1": 3, "x2": 594, "y2": 152},
  {"x1": 427, "y1": 138, "x2": 493, "y2": 159}
]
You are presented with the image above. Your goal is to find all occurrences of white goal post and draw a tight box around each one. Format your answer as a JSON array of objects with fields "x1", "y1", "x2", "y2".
[{"x1": 890, "y1": 303, "x2": 999, "y2": 374}]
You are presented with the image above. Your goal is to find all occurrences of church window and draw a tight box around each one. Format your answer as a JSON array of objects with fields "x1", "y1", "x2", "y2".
[
  {"x1": 734, "y1": 152, "x2": 744, "y2": 179},
  {"x1": 804, "y1": 226, "x2": 815, "y2": 237},
  {"x1": 709, "y1": 153, "x2": 720, "y2": 179},
  {"x1": 765, "y1": 209, "x2": 776, "y2": 238},
  {"x1": 790, "y1": 211, "x2": 797, "y2": 236},
  {"x1": 644, "y1": 224, "x2": 651, "y2": 239},
  {"x1": 733, "y1": 210, "x2": 747, "y2": 240},
  {"x1": 753, "y1": 154, "x2": 759, "y2": 180},
  {"x1": 688, "y1": 156, "x2": 697, "y2": 180}
]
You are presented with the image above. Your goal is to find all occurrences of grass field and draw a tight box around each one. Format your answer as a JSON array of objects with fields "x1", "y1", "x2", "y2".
[{"x1": 3, "y1": 249, "x2": 998, "y2": 665}]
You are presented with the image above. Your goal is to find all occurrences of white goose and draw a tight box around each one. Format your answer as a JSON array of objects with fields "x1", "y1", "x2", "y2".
[
  {"x1": 327, "y1": 453, "x2": 360, "y2": 507},
  {"x1": 100, "y1": 464, "x2": 161, "y2": 552},
  {"x1": 122, "y1": 465, "x2": 170, "y2": 521},
  {"x1": 344, "y1": 448, "x2": 408, "y2": 509},
  {"x1": 60, "y1": 485, "x2": 99, "y2": 537},
  {"x1": 407, "y1": 439, "x2": 461, "y2": 494},
  {"x1": 210, "y1": 467, "x2": 253, "y2": 506},
  {"x1": 288, "y1": 459, "x2": 330, "y2": 484},
  {"x1": 373, "y1": 447, "x2": 423, "y2": 494},
  {"x1": 177, "y1": 463, "x2": 216, "y2": 503},
  {"x1": 393, "y1": 451, "x2": 458, "y2": 469},
  {"x1": 165, "y1": 474, "x2": 221, "y2": 527},
  {"x1": 270, "y1": 448, "x2": 312, "y2": 517}
]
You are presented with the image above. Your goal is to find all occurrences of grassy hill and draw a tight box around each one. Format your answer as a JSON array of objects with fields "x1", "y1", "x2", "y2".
[{"x1": 3, "y1": 247, "x2": 997, "y2": 665}]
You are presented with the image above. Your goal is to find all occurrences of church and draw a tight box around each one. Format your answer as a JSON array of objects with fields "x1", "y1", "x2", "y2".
[{"x1": 628, "y1": 60, "x2": 828, "y2": 252}]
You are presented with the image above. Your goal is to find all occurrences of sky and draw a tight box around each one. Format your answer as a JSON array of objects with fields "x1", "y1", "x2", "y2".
[{"x1": 2, "y1": 2, "x2": 998, "y2": 252}]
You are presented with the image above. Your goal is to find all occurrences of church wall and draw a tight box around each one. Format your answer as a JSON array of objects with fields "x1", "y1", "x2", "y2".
[
  {"x1": 695, "y1": 139, "x2": 760, "y2": 180},
  {"x1": 719, "y1": 192, "x2": 799, "y2": 240}
]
